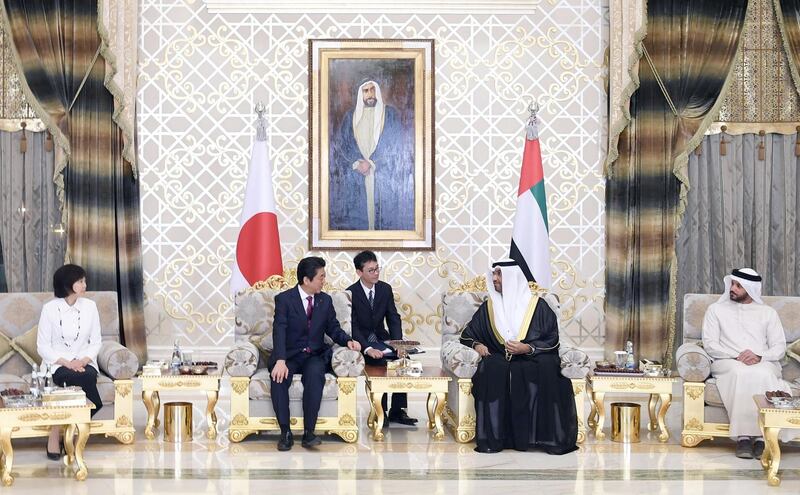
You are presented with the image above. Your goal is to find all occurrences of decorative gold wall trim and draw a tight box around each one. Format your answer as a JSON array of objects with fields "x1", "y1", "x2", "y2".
[{"x1": 206, "y1": 1, "x2": 544, "y2": 14}]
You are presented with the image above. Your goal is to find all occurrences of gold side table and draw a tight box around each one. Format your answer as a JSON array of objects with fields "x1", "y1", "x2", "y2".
[
  {"x1": 754, "y1": 394, "x2": 800, "y2": 487},
  {"x1": 364, "y1": 365, "x2": 451, "y2": 441},
  {"x1": 586, "y1": 373, "x2": 677, "y2": 442},
  {"x1": 140, "y1": 371, "x2": 222, "y2": 440},
  {"x1": 0, "y1": 401, "x2": 93, "y2": 486}
]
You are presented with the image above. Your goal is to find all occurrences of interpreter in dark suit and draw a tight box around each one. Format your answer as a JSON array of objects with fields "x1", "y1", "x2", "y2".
[
  {"x1": 269, "y1": 256, "x2": 361, "y2": 451},
  {"x1": 348, "y1": 250, "x2": 418, "y2": 426}
]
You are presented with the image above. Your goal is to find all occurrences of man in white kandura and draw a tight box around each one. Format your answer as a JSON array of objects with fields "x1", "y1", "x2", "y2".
[{"x1": 702, "y1": 268, "x2": 791, "y2": 460}]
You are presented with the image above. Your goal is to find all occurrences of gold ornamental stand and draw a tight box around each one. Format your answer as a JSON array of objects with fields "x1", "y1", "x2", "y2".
[{"x1": 754, "y1": 394, "x2": 800, "y2": 487}]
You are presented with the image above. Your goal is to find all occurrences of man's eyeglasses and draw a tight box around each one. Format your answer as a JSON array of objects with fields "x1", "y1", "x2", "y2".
[{"x1": 365, "y1": 266, "x2": 381, "y2": 274}]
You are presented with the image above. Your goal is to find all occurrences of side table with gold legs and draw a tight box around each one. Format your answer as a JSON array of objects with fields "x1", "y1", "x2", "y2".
[
  {"x1": 587, "y1": 374, "x2": 677, "y2": 442},
  {"x1": 0, "y1": 401, "x2": 93, "y2": 486},
  {"x1": 364, "y1": 365, "x2": 450, "y2": 441},
  {"x1": 140, "y1": 371, "x2": 222, "y2": 440},
  {"x1": 754, "y1": 394, "x2": 800, "y2": 487}
]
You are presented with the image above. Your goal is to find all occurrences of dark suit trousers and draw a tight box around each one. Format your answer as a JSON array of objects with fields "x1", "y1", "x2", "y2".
[
  {"x1": 269, "y1": 353, "x2": 328, "y2": 432},
  {"x1": 364, "y1": 354, "x2": 408, "y2": 411},
  {"x1": 52, "y1": 365, "x2": 102, "y2": 417}
]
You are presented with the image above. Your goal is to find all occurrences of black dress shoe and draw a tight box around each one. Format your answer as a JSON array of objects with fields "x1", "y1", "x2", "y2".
[
  {"x1": 474, "y1": 445, "x2": 500, "y2": 454},
  {"x1": 46, "y1": 440, "x2": 64, "y2": 461},
  {"x1": 735, "y1": 437, "x2": 753, "y2": 459},
  {"x1": 753, "y1": 440, "x2": 765, "y2": 460},
  {"x1": 388, "y1": 409, "x2": 418, "y2": 425},
  {"x1": 277, "y1": 431, "x2": 294, "y2": 451},
  {"x1": 301, "y1": 432, "x2": 322, "y2": 448}
]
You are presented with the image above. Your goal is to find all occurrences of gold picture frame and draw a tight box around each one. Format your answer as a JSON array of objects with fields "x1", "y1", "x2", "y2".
[{"x1": 308, "y1": 39, "x2": 435, "y2": 250}]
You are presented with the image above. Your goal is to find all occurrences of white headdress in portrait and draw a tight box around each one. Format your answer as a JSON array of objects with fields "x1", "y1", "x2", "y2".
[{"x1": 352, "y1": 80, "x2": 385, "y2": 159}]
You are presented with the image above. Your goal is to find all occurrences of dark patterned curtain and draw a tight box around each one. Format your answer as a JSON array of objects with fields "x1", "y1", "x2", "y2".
[
  {"x1": 1, "y1": 0, "x2": 146, "y2": 362},
  {"x1": 776, "y1": 0, "x2": 800, "y2": 96},
  {"x1": 605, "y1": 0, "x2": 748, "y2": 363}
]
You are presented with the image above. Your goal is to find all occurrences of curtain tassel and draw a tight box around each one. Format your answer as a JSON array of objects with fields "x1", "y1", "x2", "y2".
[
  {"x1": 758, "y1": 130, "x2": 765, "y2": 161},
  {"x1": 19, "y1": 121, "x2": 27, "y2": 154},
  {"x1": 795, "y1": 126, "x2": 800, "y2": 157},
  {"x1": 719, "y1": 125, "x2": 727, "y2": 156},
  {"x1": 45, "y1": 131, "x2": 53, "y2": 152}
]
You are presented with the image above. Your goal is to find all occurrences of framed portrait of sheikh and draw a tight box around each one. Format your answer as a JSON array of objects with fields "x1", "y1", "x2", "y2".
[{"x1": 308, "y1": 39, "x2": 435, "y2": 250}]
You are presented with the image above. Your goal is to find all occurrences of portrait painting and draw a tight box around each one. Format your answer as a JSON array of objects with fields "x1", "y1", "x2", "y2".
[{"x1": 309, "y1": 39, "x2": 434, "y2": 250}]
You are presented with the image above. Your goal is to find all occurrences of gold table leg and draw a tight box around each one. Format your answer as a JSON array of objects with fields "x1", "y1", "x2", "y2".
[
  {"x1": 143, "y1": 390, "x2": 157, "y2": 439},
  {"x1": 656, "y1": 393, "x2": 671, "y2": 442},
  {"x1": 647, "y1": 394, "x2": 659, "y2": 431},
  {"x1": 432, "y1": 392, "x2": 446, "y2": 440},
  {"x1": 366, "y1": 382, "x2": 376, "y2": 430},
  {"x1": 153, "y1": 391, "x2": 161, "y2": 428},
  {"x1": 64, "y1": 424, "x2": 76, "y2": 466},
  {"x1": 592, "y1": 391, "x2": 606, "y2": 440},
  {"x1": 586, "y1": 381, "x2": 597, "y2": 430},
  {"x1": 206, "y1": 391, "x2": 219, "y2": 440},
  {"x1": 426, "y1": 393, "x2": 436, "y2": 429},
  {"x1": 371, "y1": 391, "x2": 385, "y2": 441},
  {"x1": 764, "y1": 427, "x2": 781, "y2": 486},
  {"x1": 0, "y1": 427, "x2": 13, "y2": 486},
  {"x1": 73, "y1": 422, "x2": 90, "y2": 481}
]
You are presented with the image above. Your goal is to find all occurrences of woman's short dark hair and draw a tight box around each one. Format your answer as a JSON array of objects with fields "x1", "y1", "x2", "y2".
[
  {"x1": 53, "y1": 264, "x2": 87, "y2": 298},
  {"x1": 297, "y1": 257, "x2": 326, "y2": 285},
  {"x1": 353, "y1": 250, "x2": 378, "y2": 271}
]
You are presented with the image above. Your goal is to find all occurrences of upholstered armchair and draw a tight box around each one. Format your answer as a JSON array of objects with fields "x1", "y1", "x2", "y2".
[
  {"x1": 225, "y1": 276, "x2": 365, "y2": 443},
  {"x1": 439, "y1": 279, "x2": 591, "y2": 443},
  {"x1": 0, "y1": 291, "x2": 138, "y2": 444},
  {"x1": 677, "y1": 293, "x2": 800, "y2": 447}
]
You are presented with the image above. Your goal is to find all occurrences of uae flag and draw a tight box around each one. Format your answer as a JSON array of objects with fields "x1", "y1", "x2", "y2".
[
  {"x1": 230, "y1": 131, "x2": 283, "y2": 295},
  {"x1": 509, "y1": 115, "x2": 552, "y2": 290}
]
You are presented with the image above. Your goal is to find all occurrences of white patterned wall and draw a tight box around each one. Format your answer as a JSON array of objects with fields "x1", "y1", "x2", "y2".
[{"x1": 138, "y1": 1, "x2": 608, "y2": 353}]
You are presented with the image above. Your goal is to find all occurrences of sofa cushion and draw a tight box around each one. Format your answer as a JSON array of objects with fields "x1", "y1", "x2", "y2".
[
  {"x1": 704, "y1": 378, "x2": 724, "y2": 408},
  {"x1": 97, "y1": 341, "x2": 138, "y2": 379},
  {"x1": 0, "y1": 333, "x2": 12, "y2": 366},
  {"x1": 224, "y1": 342, "x2": 259, "y2": 377},
  {"x1": 248, "y1": 368, "x2": 339, "y2": 400},
  {"x1": 441, "y1": 292, "x2": 486, "y2": 340},
  {"x1": 331, "y1": 347, "x2": 364, "y2": 377},
  {"x1": 96, "y1": 372, "x2": 115, "y2": 405},
  {"x1": 9, "y1": 324, "x2": 41, "y2": 366},
  {"x1": 559, "y1": 346, "x2": 590, "y2": 379},
  {"x1": 676, "y1": 342, "x2": 712, "y2": 382},
  {"x1": 440, "y1": 340, "x2": 480, "y2": 378}
]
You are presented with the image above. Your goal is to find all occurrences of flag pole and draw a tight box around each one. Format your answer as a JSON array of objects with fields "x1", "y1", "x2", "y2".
[{"x1": 255, "y1": 101, "x2": 267, "y2": 141}]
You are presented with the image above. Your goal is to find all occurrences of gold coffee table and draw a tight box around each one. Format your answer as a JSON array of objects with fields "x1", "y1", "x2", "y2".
[
  {"x1": 754, "y1": 394, "x2": 800, "y2": 487},
  {"x1": 140, "y1": 371, "x2": 222, "y2": 440},
  {"x1": 364, "y1": 365, "x2": 451, "y2": 441},
  {"x1": 0, "y1": 401, "x2": 93, "y2": 486},
  {"x1": 587, "y1": 373, "x2": 677, "y2": 442}
]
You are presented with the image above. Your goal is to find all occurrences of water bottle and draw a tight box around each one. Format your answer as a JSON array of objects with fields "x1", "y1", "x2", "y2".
[
  {"x1": 44, "y1": 364, "x2": 54, "y2": 393},
  {"x1": 171, "y1": 340, "x2": 182, "y2": 371},
  {"x1": 30, "y1": 365, "x2": 40, "y2": 398},
  {"x1": 625, "y1": 340, "x2": 636, "y2": 370}
]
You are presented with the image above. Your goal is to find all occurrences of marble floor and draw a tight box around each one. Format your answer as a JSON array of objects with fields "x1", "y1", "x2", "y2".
[{"x1": 4, "y1": 378, "x2": 800, "y2": 494}]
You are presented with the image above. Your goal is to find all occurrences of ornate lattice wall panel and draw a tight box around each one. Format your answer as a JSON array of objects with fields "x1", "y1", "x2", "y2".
[{"x1": 138, "y1": 1, "x2": 608, "y2": 351}]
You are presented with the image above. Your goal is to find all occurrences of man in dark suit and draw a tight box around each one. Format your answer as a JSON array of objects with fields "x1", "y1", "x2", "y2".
[
  {"x1": 348, "y1": 250, "x2": 418, "y2": 426},
  {"x1": 269, "y1": 256, "x2": 361, "y2": 451}
]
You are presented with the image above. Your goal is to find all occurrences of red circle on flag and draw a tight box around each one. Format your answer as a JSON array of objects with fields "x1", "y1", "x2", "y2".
[{"x1": 236, "y1": 212, "x2": 283, "y2": 285}]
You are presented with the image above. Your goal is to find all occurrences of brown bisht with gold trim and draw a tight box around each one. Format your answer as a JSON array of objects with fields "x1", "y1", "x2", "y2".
[{"x1": 460, "y1": 295, "x2": 578, "y2": 455}]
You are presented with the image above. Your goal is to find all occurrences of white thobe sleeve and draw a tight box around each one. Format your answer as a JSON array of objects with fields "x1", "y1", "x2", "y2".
[
  {"x1": 701, "y1": 306, "x2": 734, "y2": 360},
  {"x1": 36, "y1": 307, "x2": 59, "y2": 365},
  {"x1": 760, "y1": 309, "x2": 786, "y2": 362}
]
